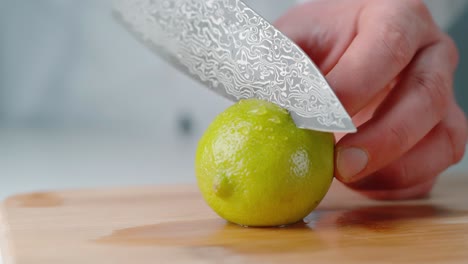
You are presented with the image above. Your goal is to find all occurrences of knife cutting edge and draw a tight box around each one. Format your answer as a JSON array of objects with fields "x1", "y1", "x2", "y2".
[{"x1": 112, "y1": 0, "x2": 357, "y2": 133}]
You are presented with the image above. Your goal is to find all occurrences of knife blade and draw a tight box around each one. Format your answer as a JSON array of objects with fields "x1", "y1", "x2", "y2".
[{"x1": 112, "y1": 0, "x2": 356, "y2": 133}]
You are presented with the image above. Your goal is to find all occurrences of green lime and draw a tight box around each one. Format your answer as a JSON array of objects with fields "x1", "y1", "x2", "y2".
[{"x1": 195, "y1": 98, "x2": 334, "y2": 227}]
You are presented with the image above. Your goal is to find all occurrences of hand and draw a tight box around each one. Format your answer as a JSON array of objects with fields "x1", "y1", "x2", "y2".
[{"x1": 275, "y1": 0, "x2": 468, "y2": 200}]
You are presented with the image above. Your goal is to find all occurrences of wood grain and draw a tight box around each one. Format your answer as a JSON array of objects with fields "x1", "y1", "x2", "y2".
[{"x1": 1, "y1": 173, "x2": 468, "y2": 264}]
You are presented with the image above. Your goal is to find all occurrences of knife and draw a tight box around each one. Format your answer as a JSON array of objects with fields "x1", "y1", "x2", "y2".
[{"x1": 112, "y1": 0, "x2": 356, "y2": 133}]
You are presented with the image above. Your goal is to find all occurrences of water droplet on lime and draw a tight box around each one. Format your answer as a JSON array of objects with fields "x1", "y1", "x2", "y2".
[
  {"x1": 249, "y1": 105, "x2": 267, "y2": 115},
  {"x1": 239, "y1": 126, "x2": 249, "y2": 135},
  {"x1": 268, "y1": 116, "x2": 281, "y2": 124}
]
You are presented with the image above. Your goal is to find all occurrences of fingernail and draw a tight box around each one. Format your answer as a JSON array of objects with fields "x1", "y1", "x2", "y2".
[{"x1": 337, "y1": 147, "x2": 368, "y2": 182}]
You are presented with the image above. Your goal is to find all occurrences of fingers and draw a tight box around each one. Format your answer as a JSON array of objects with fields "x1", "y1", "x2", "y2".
[
  {"x1": 326, "y1": 0, "x2": 437, "y2": 116},
  {"x1": 335, "y1": 36, "x2": 460, "y2": 183},
  {"x1": 346, "y1": 103, "x2": 467, "y2": 194},
  {"x1": 274, "y1": 0, "x2": 362, "y2": 73},
  {"x1": 355, "y1": 179, "x2": 436, "y2": 201},
  {"x1": 275, "y1": 0, "x2": 465, "y2": 200}
]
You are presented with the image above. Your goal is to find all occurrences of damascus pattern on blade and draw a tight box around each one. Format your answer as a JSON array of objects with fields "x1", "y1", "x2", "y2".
[{"x1": 114, "y1": 0, "x2": 352, "y2": 130}]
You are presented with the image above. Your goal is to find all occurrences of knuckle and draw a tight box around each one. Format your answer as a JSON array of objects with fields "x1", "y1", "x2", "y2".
[
  {"x1": 460, "y1": 109, "x2": 468, "y2": 142},
  {"x1": 379, "y1": 21, "x2": 413, "y2": 68},
  {"x1": 405, "y1": 0, "x2": 431, "y2": 17},
  {"x1": 441, "y1": 34, "x2": 460, "y2": 67},
  {"x1": 412, "y1": 71, "x2": 451, "y2": 118},
  {"x1": 457, "y1": 145, "x2": 467, "y2": 164},
  {"x1": 402, "y1": 0, "x2": 434, "y2": 27},
  {"x1": 389, "y1": 122, "x2": 411, "y2": 150},
  {"x1": 396, "y1": 162, "x2": 411, "y2": 187},
  {"x1": 386, "y1": 161, "x2": 411, "y2": 188},
  {"x1": 441, "y1": 125, "x2": 461, "y2": 164},
  {"x1": 451, "y1": 107, "x2": 468, "y2": 163},
  {"x1": 442, "y1": 119, "x2": 466, "y2": 164},
  {"x1": 348, "y1": 164, "x2": 410, "y2": 190},
  {"x1": 462, "y1": 115, "x2": 468, "y2": 145}
]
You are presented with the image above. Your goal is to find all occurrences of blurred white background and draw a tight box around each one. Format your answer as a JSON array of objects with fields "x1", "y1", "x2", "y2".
[{"x1": 0, "y1": 0, "x2": 467, "y2": 201}]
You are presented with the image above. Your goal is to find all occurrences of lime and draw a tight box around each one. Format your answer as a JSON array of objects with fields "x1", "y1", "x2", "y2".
[{"x1": 195, "y1": 98, "x2": 334, "y2": 227}]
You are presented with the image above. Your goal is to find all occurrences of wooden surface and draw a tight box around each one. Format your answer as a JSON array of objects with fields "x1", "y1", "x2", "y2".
[{"x1": 1, "y1": 173, "x2": 468, "y2": 264}]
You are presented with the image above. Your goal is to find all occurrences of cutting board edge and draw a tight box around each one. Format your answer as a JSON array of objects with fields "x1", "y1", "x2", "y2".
[{"x1": 0, "y1": 173, "x2": 467, "y2": 264}]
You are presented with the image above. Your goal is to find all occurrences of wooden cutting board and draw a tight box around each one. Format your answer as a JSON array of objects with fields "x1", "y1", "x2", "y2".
[{"x1": 1, "y1": 173, "x2": 468, "y2": 264}]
